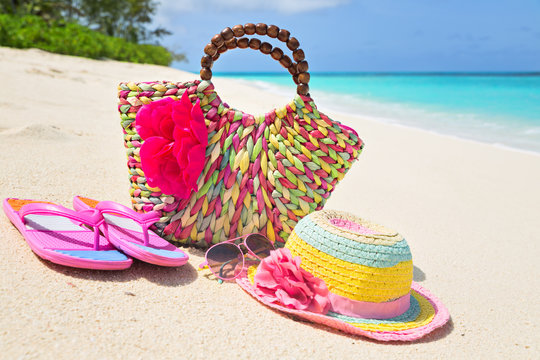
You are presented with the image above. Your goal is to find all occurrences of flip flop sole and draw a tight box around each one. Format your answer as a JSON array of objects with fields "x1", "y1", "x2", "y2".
[
  {"x1": 3, "y1": 198, "x2": 132, "y2": 270},
  {"x1": 73, "y1": 196, "x2": 189, "y2": 267},
  {"x1": 108, "y1": 228, "x2": 189, "y2": 267}
]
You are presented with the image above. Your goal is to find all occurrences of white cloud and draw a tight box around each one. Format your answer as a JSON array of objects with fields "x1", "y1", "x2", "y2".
[{"x1": 157, "y1": 0, "x2": 350, "y2": 15}]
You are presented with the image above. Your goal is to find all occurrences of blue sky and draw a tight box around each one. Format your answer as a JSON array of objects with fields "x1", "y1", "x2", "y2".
[{"x1": 154, "y1": 0, "x2": 540, "y2": 73}]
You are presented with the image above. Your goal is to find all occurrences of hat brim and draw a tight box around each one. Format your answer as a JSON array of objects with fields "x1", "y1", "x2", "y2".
[{"x1": 236, "y1": 276, "x2": 450, "y2": 342}]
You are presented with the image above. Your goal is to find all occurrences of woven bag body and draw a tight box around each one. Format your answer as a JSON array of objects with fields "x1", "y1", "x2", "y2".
[{"x1": 118, "y1": 24, "x2": 364, "y2": 248}]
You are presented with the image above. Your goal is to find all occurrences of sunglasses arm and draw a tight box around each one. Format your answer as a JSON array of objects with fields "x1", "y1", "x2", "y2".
[
  {"x1": 198, "y1": 259, "x2": 236, "y2": 281},
  {"x1": 198, "y1": 261, "x2": 224, "y2": 284}
]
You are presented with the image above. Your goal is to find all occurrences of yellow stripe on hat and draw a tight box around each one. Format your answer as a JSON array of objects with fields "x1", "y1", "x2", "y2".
[{"x1": 286, "y1": 232, "x2": 412, "y2": 302}]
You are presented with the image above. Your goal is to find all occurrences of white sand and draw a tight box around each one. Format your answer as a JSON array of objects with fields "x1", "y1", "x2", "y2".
[{"x1": 0, "y1": 46, "x2": 539, "y2": 359}]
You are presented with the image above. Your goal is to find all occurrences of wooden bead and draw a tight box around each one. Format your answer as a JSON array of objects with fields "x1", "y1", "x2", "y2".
[
  {"x1": 248, "y1": 38, "x2": 261, "y2": 50},
  {"x1": 292, "y1": 49, "x2": 305, "y2": 62},
  {"x1": 244, "y1": 23, "x2": 256, "y2": 35},
  {"x1": 221, "y1": 27, "x2": 234, "y2": 41},
  {"x1": 260, "y1": 42, "x2": 272, "y2": 54},
  {"x1": 237, "y1": 37, "x2": 249, "y2": 49},
  {"x1": 267, "y1": 25, "x2": 279, "y2": 38},
  {"x1": 298, "y1": 72, "x2": 310, "y2": 84},
  {"x1": 218, "y1": 45, "x2": 227, "y2": 54},
  {"x1": 270, "y1": 47, "x2": 284, "y2": 61},
  {"x1": 201, "y1": 55, "x2": 213, "y2": 68},
  {"x1": 287, "y1": 64, "x2": 297, "y2": 75},
  {"x1": 287, "y1": 37, "x2": 300, "y2": 51},
  {"x1": 204, "y1": 43, "x2": 217, "y2": 57},
  {"x1": 211, "y1": 34, "x2": 224, "y2": 47},
  {"x1": 279, "y1": 55, "x2": 292, "y2": 68},
  {"x1": 297, "y1": 83, "x2": 309, "y2": 95},
  {"x1": 293, "y1": 74, "x2": 299, "y2": 85},
  {"x1": 225, "y1": 38, "x2": 237, "y2": 49},
  {"x1": 297, "y1": 60, "x2": 309, "y2": 73},
  {"x1": 200, "y1": 67, "x2": 212, "y2": 81},
  {"x1": 255, "y1": 23, "x2": 267, "y2": 35},
  {"x1": 212, "y1": 53, "x2": 220, "y2": 61},
  {"x1": 232, "y1": 24, "x2": 245, "y2": 37},
  {"x1": 277, "y1": 29, "x2": 290, "y2": 42}
]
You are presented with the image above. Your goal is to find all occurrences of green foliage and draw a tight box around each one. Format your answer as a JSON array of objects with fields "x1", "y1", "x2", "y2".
[
  {"x1": 1, "y1": 0, "x2": 171, "y2": 44},
  {"x1": 0, "y1": 14, "x2": 174, "y2": 65},
  {"x1": 74, "y1": 0, "x2": 170, "y2": 44},
  {"x1": 0, "y1": 0, "x2": 74, "y2": 21},
  {"x1": 0, "y1": 0, "x2": 185, "y2": 64}
]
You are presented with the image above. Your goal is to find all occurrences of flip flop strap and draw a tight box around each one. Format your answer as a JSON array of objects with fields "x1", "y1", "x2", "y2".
[
  {"x1": 96, "y1": 201, "x2": 160, "y2": 246},
  {"x1": 19, "y1": 203, "x2": 104, "y2": 250}
]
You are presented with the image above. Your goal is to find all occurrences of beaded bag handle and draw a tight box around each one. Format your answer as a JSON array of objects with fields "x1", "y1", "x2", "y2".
[{"x1": 200, "y1": 23, "x2": 311, "y2": 95}]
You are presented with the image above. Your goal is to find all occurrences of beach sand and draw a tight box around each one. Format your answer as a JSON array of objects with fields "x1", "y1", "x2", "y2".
[{"x1": 0, "y1": 46, "x2": 539, "y2": 359}]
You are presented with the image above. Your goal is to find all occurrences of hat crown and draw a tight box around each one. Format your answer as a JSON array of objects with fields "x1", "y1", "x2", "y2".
[{"x1": 285, "y1": 210, "x2": 413, "y2": 303}]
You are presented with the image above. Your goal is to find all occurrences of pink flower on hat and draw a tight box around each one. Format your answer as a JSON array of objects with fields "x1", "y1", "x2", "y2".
[
  {"x1": 135, "y1": 91, "x2": 208, "y2": 198},
  {"x1": 254, "y1": 248, "x2": 330, "y2": 314}
]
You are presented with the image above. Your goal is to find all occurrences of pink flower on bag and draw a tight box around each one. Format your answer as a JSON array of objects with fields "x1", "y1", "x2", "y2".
[
  {"x1": 135, "y1": 91, "x2": 208, "y2": 198},
  {"x1": 254, "y1": 248, "x2": 330, "y2": 314}
]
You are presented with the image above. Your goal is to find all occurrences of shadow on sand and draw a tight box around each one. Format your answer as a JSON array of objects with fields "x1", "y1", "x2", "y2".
[
  {"x1": 413, "y1": 265, "x2": 426, "y2": 282},
  {"x1": 38, "y1": 251, "x2": 198, "y2": 287}
]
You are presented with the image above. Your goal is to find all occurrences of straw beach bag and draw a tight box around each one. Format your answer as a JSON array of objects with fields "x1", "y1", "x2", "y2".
[{"x1": 118, "y1": 23, "x2": 364, "y2": 248}]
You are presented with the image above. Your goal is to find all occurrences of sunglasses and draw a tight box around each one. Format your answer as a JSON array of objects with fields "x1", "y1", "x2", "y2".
[{"x1": 199, "y1": 233, "x2": 275, "y2": 281}]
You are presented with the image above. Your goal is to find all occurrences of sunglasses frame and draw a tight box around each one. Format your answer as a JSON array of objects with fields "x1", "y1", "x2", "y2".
[{"x1": 199, "y1": 233, "x2": 274, "y2": 281}]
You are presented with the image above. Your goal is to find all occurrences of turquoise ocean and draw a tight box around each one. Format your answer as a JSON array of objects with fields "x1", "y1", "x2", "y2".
[{"x1": 215, "y1": 73, "x2": 540, "y2": 154}]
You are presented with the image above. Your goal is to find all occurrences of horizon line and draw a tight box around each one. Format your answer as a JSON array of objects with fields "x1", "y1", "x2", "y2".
[{"x1": 209, "y1": 71, "x2": 540, "y2": 77}]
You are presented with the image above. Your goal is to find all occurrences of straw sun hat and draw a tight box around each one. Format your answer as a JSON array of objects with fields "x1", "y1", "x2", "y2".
[{"x1": 237, "y1": 210, "x2": 449, "y2": 341}]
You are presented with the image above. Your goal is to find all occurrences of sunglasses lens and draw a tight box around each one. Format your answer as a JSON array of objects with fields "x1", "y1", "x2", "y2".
[
  {"x1": 206, "y1": 243, "x2": 243, "y2": 280},
  {"x1": 245, "y1": 234, "x2": 274, "y2": 259}
]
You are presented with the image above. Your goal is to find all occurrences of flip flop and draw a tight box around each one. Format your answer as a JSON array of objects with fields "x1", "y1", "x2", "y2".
[
  {"x1": 73, "y1": 196, "x2": 189, "y2": 267},
  {"x1": 3, "y1": 198, "x2": 132, "y2": 270}
]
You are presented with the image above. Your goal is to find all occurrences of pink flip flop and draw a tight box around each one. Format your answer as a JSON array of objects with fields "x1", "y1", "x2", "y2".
[
  {"x1": 73, "y1": 196, "x2": 189, "y2": 267},
  {"x1": 3, "y1": 198, "x2": 133, "y2": 270}
]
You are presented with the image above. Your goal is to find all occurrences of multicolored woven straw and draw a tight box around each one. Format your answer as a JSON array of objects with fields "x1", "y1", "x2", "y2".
[
  {"x1": 237, "y1": 210, "x2": 450, "y2": 341},
  {"x1": 118, "y1": 23, "x2": 364, "y2": 248}
]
